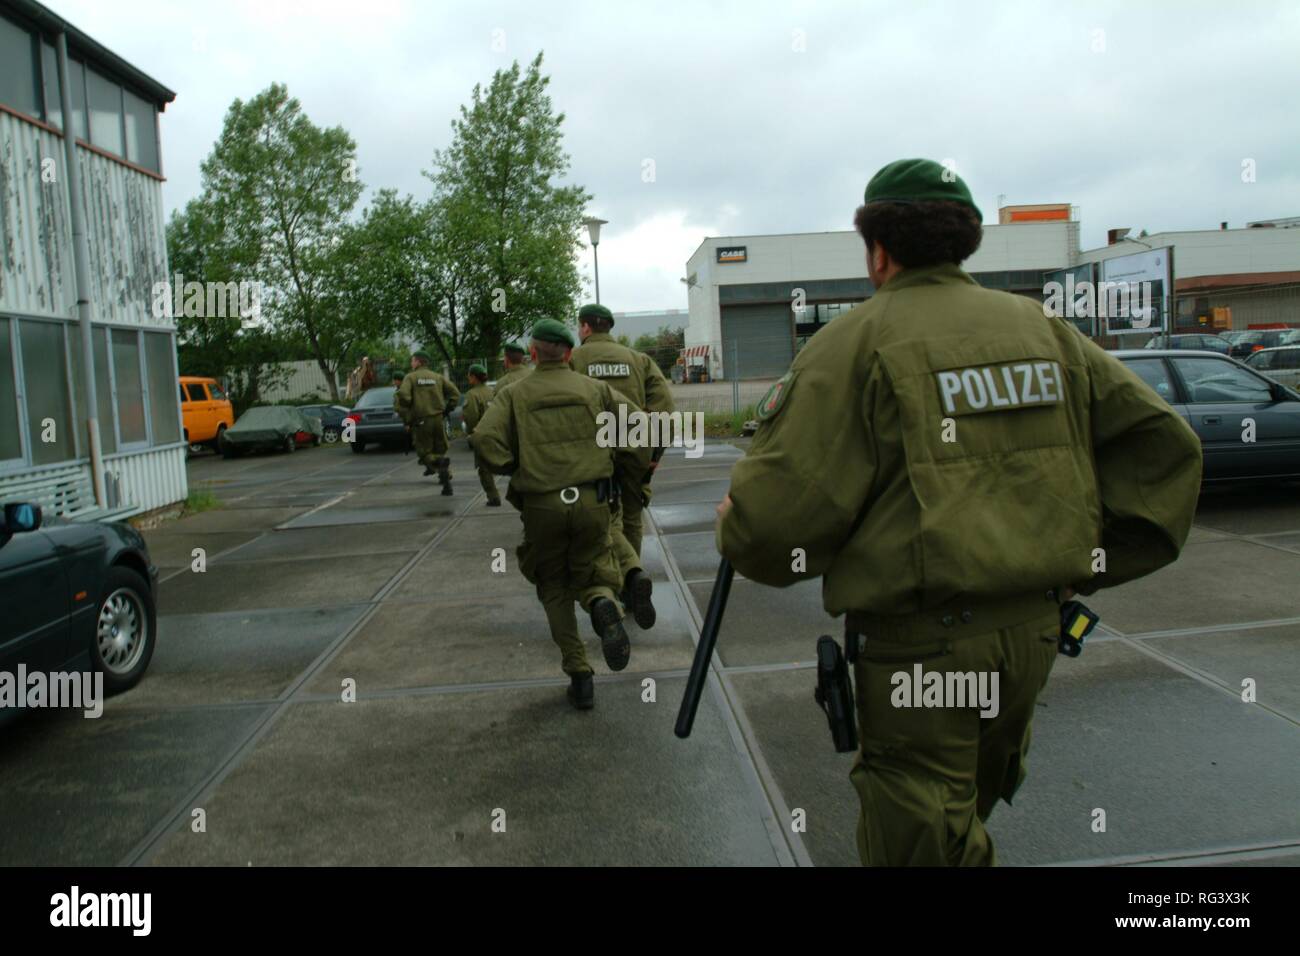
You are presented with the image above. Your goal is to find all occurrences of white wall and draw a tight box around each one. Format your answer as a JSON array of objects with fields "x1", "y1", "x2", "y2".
[{"x1": 1078, "y1": 228, "x2": 1300, "y2": 278}]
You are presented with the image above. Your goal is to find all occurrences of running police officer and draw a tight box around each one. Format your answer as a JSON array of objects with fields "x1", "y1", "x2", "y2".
[
  {"x1": 471, "y1": 319, "x2": 642, "y2": 710},
  {"x1": 395, "y1": 350, "x2": 460, "y2": 495},
  {"x1": 461, "y1": 363, "x2": 501, "y2": 507},
  {"x1": 570, "y1": 303, "x2": 673, "y2": 628},
  {"x1": 716, "y1": 158, "x2": 1203, "y2": 865}
]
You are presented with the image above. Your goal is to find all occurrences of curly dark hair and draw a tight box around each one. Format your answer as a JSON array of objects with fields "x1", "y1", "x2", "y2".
[{"x1": 853, "y1": 200, "x2": 984, "y2": 268}]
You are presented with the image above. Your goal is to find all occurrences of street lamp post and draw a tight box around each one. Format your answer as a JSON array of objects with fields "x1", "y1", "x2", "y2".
[{"x1": 582, "y1": 216, "x2": 608, "y2": 304}]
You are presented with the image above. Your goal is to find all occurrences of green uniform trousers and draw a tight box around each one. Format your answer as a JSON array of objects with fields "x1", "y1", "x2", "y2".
[
  {"x1": 849, "y1": 609, "x2": 1059, "y2": 866},
  {"x1": 516, "y1": 486, "x2": 624, "y2": 676},
  {"x1": 411, "y1": 418, "x2": 449, "y2": 474},
  {"x1": 608, "y1": 496, "x2": 642, "y2": 582},
  {"x1": 616, "y1": 473, "x2": 651, "y2": 557},
  {"x1": 477, "y1": 466, "x2": 499, "y2": 502}
]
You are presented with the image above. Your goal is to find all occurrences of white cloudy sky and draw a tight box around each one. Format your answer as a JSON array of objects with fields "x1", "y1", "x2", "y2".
[{"x1": 51, "y1": 0, "x2": 1300, "y2": 313}]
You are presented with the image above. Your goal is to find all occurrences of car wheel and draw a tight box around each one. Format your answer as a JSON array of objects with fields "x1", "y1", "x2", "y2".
[
  {"x1": 211, "y1": 423, "x2": 228, "y2": 450},
  {"x1": 91, "y1": 567, "x2": 157, "y2": 694},
  {"x1": 323, "y1": 427, "x2": 340, "y2": 444},
  {"x1": 283, "y1": 434, "x2": 296, "y2": 453},
  {"x1": 351, "y1": 440, "x2": 366, "y2": 454},
  {"x1": 221, "y1": 440, "x2": 239, "y2": 459}
]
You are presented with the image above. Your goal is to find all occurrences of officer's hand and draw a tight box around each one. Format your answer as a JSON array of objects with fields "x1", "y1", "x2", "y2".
[{"x1": 716, "y1": 494, "x2": 733, "y2": 521}]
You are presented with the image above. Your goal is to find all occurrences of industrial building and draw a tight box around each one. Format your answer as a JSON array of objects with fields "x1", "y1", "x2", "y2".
[
  {"x1": 1, "y1": 0, "x2": 182, "y2": 517},
  {"x1": 683, "y1": 206, "x2": 1300, "y2": 380}
]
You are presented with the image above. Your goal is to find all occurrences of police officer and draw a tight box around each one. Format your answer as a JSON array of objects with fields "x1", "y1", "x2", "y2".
[
  {"x1": 472, "y1": 319, "x2": 642, "y2": 710},
  {"x1": 716, "y1": 158, "x2": 1203, "y2": 866},
  {"x1": 495, "y1": 341, "x2": 532, "y2": 392},
  {"x1": 570, "y1": 303, "x2": 673, "y2": 628},
  {"x1": 395, "y1": 350, "x2": 460, "y2": 494},
  {"x1": 461, "y1": 363, "x2": 501, "y2": 507}
]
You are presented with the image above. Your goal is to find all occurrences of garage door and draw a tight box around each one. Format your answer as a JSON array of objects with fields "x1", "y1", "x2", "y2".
[{"x1": 720, "y1": 304, "x2": 793, "y2": 380}]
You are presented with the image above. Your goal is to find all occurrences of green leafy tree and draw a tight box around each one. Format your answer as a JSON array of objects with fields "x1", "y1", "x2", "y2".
[
  {"x1": 198, "y1": 83, "x2": 369, "y2": 400},
  {"x1": 633, "y1": 325, "x2": 685, "y2": 375},
  {"x1": 425, "y1": 53, "x2": 589, "y2": 362}
]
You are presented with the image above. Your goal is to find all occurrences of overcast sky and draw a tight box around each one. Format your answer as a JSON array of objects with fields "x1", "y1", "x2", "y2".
[{"x1": 51, "y1": 0, "x2": 1300, "y2": 313}]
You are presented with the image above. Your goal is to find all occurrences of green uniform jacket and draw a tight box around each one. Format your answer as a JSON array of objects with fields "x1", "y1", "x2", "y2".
[
  {"x1": 394, "y1": 366, "x2": 460, "y2": 423},
  {"x1": 570, "y1": 332, "x2": 675, "y2": 415},
  {"x1": 494, "y1": 364, "x2": 532, "y2": 395},
  {"x1": 471, "y1": 360, "x2": 643, "y2": 494},
  {"x1": 462, "y1": 383, "x2": 494, "y2": 435},
  {"x1": 718, "y1": 263, "x2": 1203, "y2": 616}
]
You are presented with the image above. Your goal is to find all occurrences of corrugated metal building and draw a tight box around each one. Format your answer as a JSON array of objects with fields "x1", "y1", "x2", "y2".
[{"x1": 1, "y1": 0, "x2": 183, "y2": 517}]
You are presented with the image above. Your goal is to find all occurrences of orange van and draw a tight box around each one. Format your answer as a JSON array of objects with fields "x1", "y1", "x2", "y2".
[{"x1": 180, "y1": 376, "x2": 236, "y2": 453}]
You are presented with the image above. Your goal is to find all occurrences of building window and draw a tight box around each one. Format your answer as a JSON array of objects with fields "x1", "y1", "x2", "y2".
[
  {"x1": 86, "y1": 65, "x2": 124, "y2": 157},
  {"x1": 111, "y1": 328, "x2": 147, "y2": 445},
  {"x1": 68, "y1": 58, "x2": 88, "y2": 139},
  {"x1": 0, "y1": 318, "x2": 22, "y2": 465},
  {"x1": 145, "y1": 331, "x2": 180, "y2": 444},
  {"x1": 123, "y1": 89, "x2": 158, "y2": 171},
  {"x1": 0, "y1": 13, "x2": 41, "y2": 119},
  {"x1": 92, "y1": 328, "x2": 116, "y2": 454},
  {"x1": 19, "y1": 320, "x2": 75, "y2": 466},
  {"x1": 40, "y1": 41, "x2": 62, "y2": 128}
]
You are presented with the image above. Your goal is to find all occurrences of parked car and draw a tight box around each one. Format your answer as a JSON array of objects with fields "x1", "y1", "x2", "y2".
[
  {"x1": 1115, "y1": 349, "x2": 1300, "y2": 482},
  {"x1": 298, "y1": 404, "x2": 350, "y2": 443},
  {"x1": 1226, "y1": 328, "x2": 1298, "y2": 359},
  {"x1": 179, "y1": 376, "x2": 235, "y2": 455},
  {"x1": 220, "y1": 406, "x2": 323, "y2": 458},
  {"x1": 1142, "y1": 334, "x2": 1230, "y2": 355},
  {"x1": 0, "y1": 502, "x2": 158, "y2": 723},
  {"x1": 346, "y1": 386, "x2": 411, "y2": 453},
  {"x1": 1245, "y1": 345, "x2": 1300, "y2": 391}
]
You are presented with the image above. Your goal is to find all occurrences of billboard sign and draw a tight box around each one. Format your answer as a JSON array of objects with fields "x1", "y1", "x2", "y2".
[{"x1": 1099, "y1": 247, "x2": 1172, "y2": 336}]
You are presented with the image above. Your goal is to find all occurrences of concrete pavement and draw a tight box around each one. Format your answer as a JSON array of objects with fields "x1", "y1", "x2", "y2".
[{"x1": 1, "y1": 437, "x2": 1297, "y2": 866}]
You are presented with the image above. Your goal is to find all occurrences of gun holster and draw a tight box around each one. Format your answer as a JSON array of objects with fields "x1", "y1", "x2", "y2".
[{"x1": 814, "y1": 633, "x2": 859, "y2": 754}]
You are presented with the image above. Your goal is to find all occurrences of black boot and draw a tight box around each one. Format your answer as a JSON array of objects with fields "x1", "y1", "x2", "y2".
[
  {"x1": 589, "y1": 598, "x2": 631, "y2": 672},
  {"x1": 567, "y1": 672, "x2": 594, "y2": 710},
  {"x1": 486, "y1": 498, "x2": 502, "y2": 507},
  {"x1": 423, "y1": 464, "x2": 435, "y2": 476},
  {"x1": 623, "y1": 569, "x2": 656, "y2": 630}
]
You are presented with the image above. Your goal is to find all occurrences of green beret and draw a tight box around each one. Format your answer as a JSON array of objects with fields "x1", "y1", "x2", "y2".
[
  {"x1": 412, "y1": 350, "x2": 431, "y2": 362},
  {"x1": 864, "y1": 158, "x2": 982, "y2": 221},
  {"x1": 468, "y1": 363, "x2": 488, "y2": 378},
  {"x1": 502, "y1": 341, "x2": 526, "y2": 355},
  {"x1": 530, "y1": 318, "x2": 576, "y2": 348},
  {"x1": 392, "y1": 370, "x2": 405, "y2": 380},
  {"x1": 578, "y1": 303, "x2": 614, "y2": 326}
]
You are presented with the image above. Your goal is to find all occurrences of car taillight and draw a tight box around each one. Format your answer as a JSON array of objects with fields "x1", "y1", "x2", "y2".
[
  {"x1": 1251, "y1": 344, "x2": 1264, "y2": 352},
  {"x1": 345, "y1": 412, "x2": 362, "y2": 422}
]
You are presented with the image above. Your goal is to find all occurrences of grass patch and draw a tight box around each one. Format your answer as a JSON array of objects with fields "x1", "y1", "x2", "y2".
[
  {"x1": 702, "y1": 405, "x2": 756, "y2": 437},
  {"x1": 183, "y1": 489, "x2": 221, "y2": 516}
]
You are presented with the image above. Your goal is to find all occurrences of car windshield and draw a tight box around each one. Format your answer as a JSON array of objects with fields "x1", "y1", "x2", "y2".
[
  {"x1": 355, "y1": 387, "x2": 397, "y2": 408},
  {"x1": 210, "y1": 383, "x2": 228, "y2": 401}
]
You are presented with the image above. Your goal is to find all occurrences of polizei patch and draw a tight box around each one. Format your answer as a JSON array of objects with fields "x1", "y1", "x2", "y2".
[
  {"x1": 586, "y1": 362, "x2": 631, "y2": 378},
  {"x1": 756, "y1": 371, "x2": 796, "y2": 421},
  {"x1": 935, "y1": 361, "x2": 1064, "y2": 416}
]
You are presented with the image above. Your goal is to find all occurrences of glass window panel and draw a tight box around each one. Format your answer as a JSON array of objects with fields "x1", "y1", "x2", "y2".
[
  {"x1": 1172, "y1": 357, "x2": 1274, "y2": 403},
  {"x1": 68, "y1": 58, "x2": 87, "y2": 139},
  {"x1": 40, "y1": 41, "x2": 62, "y2": 128},
  {"x1": 0, "y1": 319, "x2": 22, "y2": 462},
  {"x1": 1121, "y1": 358, "x2": 1176, "y2": 404},
  {"x1": 67, "y1": 324, "x2": 85, "y2": 458},
  {"x1": 111, "y1": 328, "x2": 146, "y2": 444},
  {"x1": 86, "y1": 65, "x2": 123, "y2": 155},
  {"x1": 0, "y1": 15, "x2": 40, "y2": 118},
  {"x1": 145, "y1": 332, "x2": 180, "y2": 444},
  {"x1": 210, "y1": 382, "x2": 227, "y2": 401},
  {"x1": 20, "y1": 320, "x2": 74, "y2": 465},
  {"x1": 92, "y1": 328, "x2": 115, "y2": 453},
  {"x1": 186, "y1": 382, "x2": 208, "y2": 401},
  {"x1": 123, "y1": 89, "x2": 158, "y2": 171}
]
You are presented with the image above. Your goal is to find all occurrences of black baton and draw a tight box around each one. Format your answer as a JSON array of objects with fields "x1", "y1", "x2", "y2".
[{"x1": 674, "y1": 558, "x2": 734, "y2": 739}]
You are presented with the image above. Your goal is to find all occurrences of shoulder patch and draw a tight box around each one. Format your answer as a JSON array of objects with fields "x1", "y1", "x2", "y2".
[{"x1": 756, "y1": 371, "x2": 796, "y2": 422}]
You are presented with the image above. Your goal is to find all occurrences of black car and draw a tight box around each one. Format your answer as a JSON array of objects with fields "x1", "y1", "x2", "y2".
[
  {"x1": 346, "y1": 386, "x2": 411, "y2": 453},
  {"x1": 1115, "y1": 349, "x2": 1300, "y2": 482},
  {"x1": 1142, "y1": 333, "x2": 1230, "y2": 355},
  {"x1": 299, "y1": 404, "x2": 350, "y2": 443},
  {"x1": 0, "y1": 503, "x2": 158, "y2": 722},
  {"x1": 1226, "y1": 328, "x2": 1299, "y2": 359}
]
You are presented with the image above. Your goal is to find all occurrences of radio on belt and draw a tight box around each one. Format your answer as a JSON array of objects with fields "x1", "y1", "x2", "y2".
[{"x1": 1058, "y1": 600, "x2": 1100, "y2": 657}]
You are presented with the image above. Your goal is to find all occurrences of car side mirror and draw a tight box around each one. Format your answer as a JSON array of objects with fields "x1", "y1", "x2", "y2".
[{"x1": 3, "y1": 502, "x2": 42, "y2": 534}]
